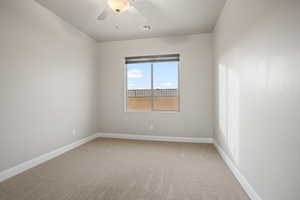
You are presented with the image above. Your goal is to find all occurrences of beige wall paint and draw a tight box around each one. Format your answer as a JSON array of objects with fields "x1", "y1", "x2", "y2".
[
  {"x1": 97, "y1": 34, "x2": 214, "y2": 138},
  {"x1": 213, "y1": 0, "x2": 300, "y2": 199},
  {"x1": 0, "y1": 1, "x2": 98, "y2": 171}
]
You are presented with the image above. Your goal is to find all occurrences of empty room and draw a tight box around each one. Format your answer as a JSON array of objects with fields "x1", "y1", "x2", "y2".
[{"x1": 0, "y1": 0, "x2": 299, "y2": 200}]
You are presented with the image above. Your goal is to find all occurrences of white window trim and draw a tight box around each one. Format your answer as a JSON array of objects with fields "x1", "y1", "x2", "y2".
[{"x1": 124, "y1": 57, "x2": 181, "y2": 113}]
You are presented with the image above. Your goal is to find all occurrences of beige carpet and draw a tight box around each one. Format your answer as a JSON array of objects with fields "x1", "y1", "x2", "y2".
[{"x1": 0, "y1": 138, "x2": 250, "y2": 200}]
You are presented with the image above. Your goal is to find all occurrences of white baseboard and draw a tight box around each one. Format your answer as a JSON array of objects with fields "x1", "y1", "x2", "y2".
[
  {"x1": 97, "y1": 132, "x2": 214, "y2": 143},
  {"x1": 213, "y1": 141, "x2": 262, "y2": 200},
  {"x1": 0, "y1": 132, "x2": 262, "y2": 200},
  {"x1": 0, "y1": 134, "x2": 98, "y2": 183}
]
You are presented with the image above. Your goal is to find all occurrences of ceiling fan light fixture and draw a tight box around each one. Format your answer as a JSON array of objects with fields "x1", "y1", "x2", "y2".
[{"x1": 108, "y1": 0, "x2": 130, "y2": 13}]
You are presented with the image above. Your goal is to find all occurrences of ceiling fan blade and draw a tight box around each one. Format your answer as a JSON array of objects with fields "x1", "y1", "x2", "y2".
[{"x1": 97, "y1": 6, "x2": 110, "y2": 20}]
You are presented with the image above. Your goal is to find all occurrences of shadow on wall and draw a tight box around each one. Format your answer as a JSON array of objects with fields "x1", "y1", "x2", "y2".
[{"x1": 218, "y1": 64, "x2": 240, "y2": 165}]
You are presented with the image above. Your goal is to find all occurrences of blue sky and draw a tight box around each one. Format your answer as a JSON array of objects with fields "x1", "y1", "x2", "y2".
[{"x1": 127, "y1": 62, "x2": 178, "y2": 89}]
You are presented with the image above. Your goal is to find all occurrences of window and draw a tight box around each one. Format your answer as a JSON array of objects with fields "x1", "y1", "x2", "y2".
[{"x1": 125, "y1": 54, "x2": 180, "y2": 112}]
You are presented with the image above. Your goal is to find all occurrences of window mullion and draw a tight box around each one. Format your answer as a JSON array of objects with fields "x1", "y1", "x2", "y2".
[{"x1": 151, "y1": 63, "x2": 154, "y2": 111}]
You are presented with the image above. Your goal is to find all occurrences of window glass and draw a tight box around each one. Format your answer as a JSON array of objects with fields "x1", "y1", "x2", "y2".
[
  {"x1": 126, "y1": 55, "x2": 180, "y2": 112},
  {"x1": 153, "y1": 62, "x2": 179, "y2": 111},
  {"x1": 127, "y1": 63, "x2": 152, "y2": 111}
]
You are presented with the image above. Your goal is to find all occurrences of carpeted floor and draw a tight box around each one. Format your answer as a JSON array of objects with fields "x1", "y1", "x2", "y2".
[{"x1": 0, "y1": 138, "x2": 250, "y2": 200}]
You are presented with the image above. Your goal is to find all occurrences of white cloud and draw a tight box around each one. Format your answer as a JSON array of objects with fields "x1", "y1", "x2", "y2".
[
  {"x1": 128, "y1": 83, "x2": 136, "y2": 89},
  {"x1": 160, "y1": 82, "x2": 172, "y2": 87},
  {"x1": 159, "y1": 82, "x2": 177, "y2": 88},
  {"x1": 128, "y1": 69, "x2": 143, "y2": 79}
]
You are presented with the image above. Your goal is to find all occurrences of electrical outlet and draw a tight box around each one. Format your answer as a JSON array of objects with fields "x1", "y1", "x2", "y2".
[
  {"x1": 149, "y1": 122, "x2": 154, "y2": 130},
  {"x1": 72, "y1": 129, "x2": 76, "y2": 136},
  {"x1": 149, "y1": 124, "x2": 154, "y2": 130}
]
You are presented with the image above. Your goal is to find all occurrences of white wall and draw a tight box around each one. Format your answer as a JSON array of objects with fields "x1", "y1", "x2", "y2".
[
  {"x1": 97, "y1": 34, "x2": 214, "y2": 138},
  {"x1": 213, "y1": 0, "x2": 300, "y2": 199},
  {"x1": 0, "y1": 0, "x2": 98, "y2": 171}
]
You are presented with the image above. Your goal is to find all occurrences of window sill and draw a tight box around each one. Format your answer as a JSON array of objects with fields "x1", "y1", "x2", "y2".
[{"x1": 125, "y1": 110, "x2": 179, "y2": 113}]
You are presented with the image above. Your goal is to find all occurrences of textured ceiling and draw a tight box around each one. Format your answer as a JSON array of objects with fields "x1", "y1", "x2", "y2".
[{"x1": 36, "y1": 0, "x2": 226, "y2": 42}]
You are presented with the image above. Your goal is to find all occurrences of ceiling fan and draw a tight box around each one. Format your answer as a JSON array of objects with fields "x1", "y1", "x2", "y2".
[{"x1": 97, "y1": 0, "x2": 161, "y2": 22}]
